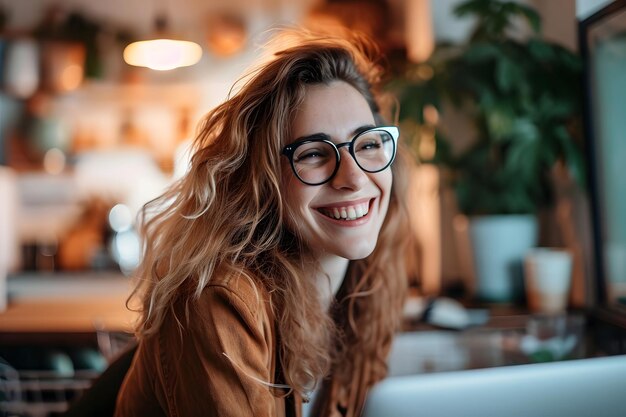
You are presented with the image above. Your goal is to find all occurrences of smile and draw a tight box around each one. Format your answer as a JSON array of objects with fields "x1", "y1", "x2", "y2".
[{"x1": 317, "y1": 200, "x2": 371, "y2": 221}]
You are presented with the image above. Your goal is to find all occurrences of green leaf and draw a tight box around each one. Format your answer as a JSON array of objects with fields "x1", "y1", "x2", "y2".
[
  {"x1": 510, "y1": 118, "x2": 539, "y2": 143},
  {"x1": 464, "y1": 43, "x2": 500, "y2": 63},
  {"x1": 485, "y1": 104, "x2": 514, "y2": 141},
  {"x1": 505, "y1": 141, "x2": 538, "y2": 183},
  {"x1": 556, "y1": 47, "x2": 583, "y2": 71},
  {"x1": 495, "y1": 56, "x2": 522, "y2": 92},
  {"x1": 554, "y1": 126, "x2": 586, "y2": 186},
  {"x1": 536, "y1": 94, "x2": 573, "y2": 120},
  {"x1": 528, "y1": 39, "x2": 555, "y2": 62}
]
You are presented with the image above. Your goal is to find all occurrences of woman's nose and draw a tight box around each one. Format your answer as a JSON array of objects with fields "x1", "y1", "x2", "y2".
[{"x1": 329, "y1": 149, "x2": 368, "y2": 190}]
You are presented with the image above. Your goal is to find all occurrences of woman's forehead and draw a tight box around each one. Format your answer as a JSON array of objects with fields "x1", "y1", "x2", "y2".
[{"x1": 288, "y1": 81, "x2": 375, "y2": 142}]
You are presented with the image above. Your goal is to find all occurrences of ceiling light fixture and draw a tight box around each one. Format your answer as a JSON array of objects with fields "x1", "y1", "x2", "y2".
[{"x1": 123, "y1": 15, "x2": 202, "y2": 71}]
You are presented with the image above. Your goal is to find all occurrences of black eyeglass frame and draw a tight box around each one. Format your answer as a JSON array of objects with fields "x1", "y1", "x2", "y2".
[{"x1": 281, "y1": 126, "x2": 399, "y2": 186}]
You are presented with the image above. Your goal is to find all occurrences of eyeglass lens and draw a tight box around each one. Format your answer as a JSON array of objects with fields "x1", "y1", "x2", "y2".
[{"x1": 292, "y1": 129, "x2": 395, "y2": 185}]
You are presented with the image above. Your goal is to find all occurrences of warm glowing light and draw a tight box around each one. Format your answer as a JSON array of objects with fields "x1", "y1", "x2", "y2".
[
  {"x1": 406, "y1": 0, "x2": 434, "y2": 63},
  {"x1": 419, "y1": 127, "x2": 437, "y2": 161},
  {"x1": 123, "y1": 39, "x2": 203, "y2": 71},
  {"x1": 416, "y1": 64, "x2": 434, "y2": 81},
  {"x1": 423, "y1": 104, "x2": 439, "y2": 125},
  {"x1": 60, "y1": 64, "x2": 83, "y2": 91},
  {"x1": 43, "y1": 148, "x2": 66, "y2": 174}
]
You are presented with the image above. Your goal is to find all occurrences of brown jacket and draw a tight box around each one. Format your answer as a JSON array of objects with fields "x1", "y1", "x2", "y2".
[{"x1": 114, "y1": 273, "x2": 303, "y2": 417}]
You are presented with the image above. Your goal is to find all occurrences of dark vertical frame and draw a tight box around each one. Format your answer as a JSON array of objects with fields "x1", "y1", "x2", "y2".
[
  {"x1": 579, "y1": 1, "x2": 626, "y2": 344},
  {"x1": 578, "y1": 0, "x2": 626, "y2": 308}
]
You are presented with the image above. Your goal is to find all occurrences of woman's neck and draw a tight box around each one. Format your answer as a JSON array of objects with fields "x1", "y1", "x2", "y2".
[{"x1": 316, "y1": 254, "x2": 349, "y2": 308}]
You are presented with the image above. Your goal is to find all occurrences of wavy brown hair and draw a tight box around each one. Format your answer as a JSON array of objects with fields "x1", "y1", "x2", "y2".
[{"x1": 130, "y1": 29, "x2": 412, "y2": 408}]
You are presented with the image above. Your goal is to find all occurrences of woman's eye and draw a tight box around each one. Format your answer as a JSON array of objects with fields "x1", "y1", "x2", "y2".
[
  {"x1": 357, "y1": 140, "x2": 382, "y2": 151},
  {"x1": 296, "y1": 151, "x2": 322, "y2": 161},
  {"x1": 294, "y1": 146, "x2": 331, "y2": 163}
]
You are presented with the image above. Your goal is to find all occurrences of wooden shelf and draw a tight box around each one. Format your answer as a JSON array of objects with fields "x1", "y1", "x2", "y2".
[{"x1": 1, "y1": 273, "x2": 137, "y2": 336}]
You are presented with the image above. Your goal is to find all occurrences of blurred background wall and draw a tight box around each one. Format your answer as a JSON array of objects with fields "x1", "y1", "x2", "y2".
[{"x1": 0, "y1": 0, "x2": 586, "y2": 290}]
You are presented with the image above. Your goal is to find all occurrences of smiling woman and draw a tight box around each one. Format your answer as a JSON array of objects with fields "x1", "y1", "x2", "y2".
[{"x1": 113, "y1": 28, "x2": 414, "y2": 417}]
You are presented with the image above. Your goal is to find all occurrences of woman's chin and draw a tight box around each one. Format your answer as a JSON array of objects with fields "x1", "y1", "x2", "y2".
[{"x1": 332, "y1": 243, "x2": 377, "y2": 261}]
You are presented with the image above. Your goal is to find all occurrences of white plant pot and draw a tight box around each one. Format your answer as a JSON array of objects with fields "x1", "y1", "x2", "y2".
[{"x1": 469, "y1": 215, "x2": 538, "y2": 302}]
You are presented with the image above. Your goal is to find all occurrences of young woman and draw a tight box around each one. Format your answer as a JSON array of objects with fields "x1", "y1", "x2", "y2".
[{"x1": 114, "y1": 29, "x2": 412, "y2": 417}]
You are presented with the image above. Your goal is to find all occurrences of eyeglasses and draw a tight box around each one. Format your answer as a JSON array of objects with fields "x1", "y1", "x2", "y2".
[{"x1": 282, "y1": 126, "x2": 399, "y2": 186}]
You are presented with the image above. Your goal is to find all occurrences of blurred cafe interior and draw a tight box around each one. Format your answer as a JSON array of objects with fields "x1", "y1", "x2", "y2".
[{"x1": 1, "y1": 0, "x2": 626, "y2": 416}]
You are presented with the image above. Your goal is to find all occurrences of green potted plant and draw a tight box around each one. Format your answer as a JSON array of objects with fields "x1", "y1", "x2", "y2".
[{"x1": 390, "y1": 0, "x2": 584, "y2": 301}]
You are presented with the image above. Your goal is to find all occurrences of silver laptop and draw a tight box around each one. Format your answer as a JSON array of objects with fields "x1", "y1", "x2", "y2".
[{"x1": 363, "y1": 354, "x2": 626, "y2": 417}]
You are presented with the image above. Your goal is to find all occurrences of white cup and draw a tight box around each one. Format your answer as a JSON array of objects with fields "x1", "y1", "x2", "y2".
[{"x1": 524, "y1": 248, "x2": 573, "y2": 314}]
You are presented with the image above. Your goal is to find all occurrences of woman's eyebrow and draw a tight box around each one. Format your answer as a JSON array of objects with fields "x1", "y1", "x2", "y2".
[
  {"x1": 292, "y1": 132, "x2": 331, "y2": 143},
  {"x1": 352, "y1": 124, "x2": 377, "y2": 136},
  {"x1": 293, "y1": 124, "x2": 377, "y2": 143}
]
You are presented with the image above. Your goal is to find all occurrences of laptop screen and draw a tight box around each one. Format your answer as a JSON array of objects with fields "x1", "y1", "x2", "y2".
[{"x1": 363, "y1": 353, "x2": 626, "y2": 417}]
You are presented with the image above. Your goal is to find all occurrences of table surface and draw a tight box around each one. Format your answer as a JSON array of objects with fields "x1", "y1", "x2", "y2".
[
  {"x1": 0, "y1": 272, "x2": 137, "y2": 334},
  {"x1": 392, "y1": 312, "x2": 591, "y2": 374}
]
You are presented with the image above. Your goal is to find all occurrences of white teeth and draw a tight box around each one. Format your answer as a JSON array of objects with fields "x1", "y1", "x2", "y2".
[{"x1": 320, "y1": 202, "x2": 371, "y2": 220}]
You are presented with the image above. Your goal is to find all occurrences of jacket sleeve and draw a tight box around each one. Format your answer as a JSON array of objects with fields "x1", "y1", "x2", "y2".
[{"x1": 155, "y1": 282, "x2": 279, "y2": 417}]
